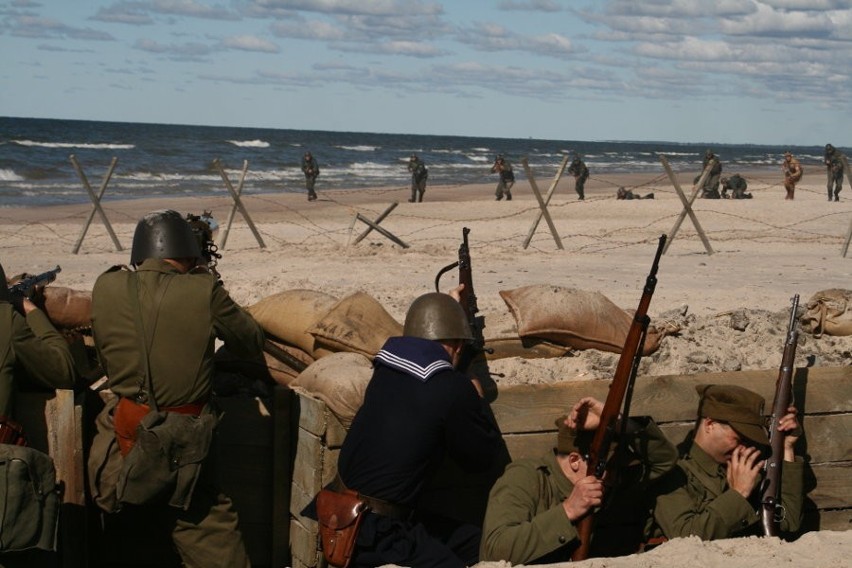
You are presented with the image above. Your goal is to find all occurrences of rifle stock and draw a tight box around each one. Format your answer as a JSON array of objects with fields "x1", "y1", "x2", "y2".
[
  {"x1": 572, "y1": 235, "x2": 666, "y2": 561},
  {"x1": 760, "y1": 294, "x2": 799, "y2": 537}
]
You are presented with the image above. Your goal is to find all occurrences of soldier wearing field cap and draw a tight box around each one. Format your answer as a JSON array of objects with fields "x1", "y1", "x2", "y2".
[{"x1": 649, "y1": 384, "x2": 803, "y2": 542}]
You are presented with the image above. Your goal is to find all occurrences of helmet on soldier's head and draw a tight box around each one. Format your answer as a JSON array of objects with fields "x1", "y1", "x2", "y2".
[
  {"x1": 0, "y1": 261, "x2": 9, "y2": 302},
  {"x1": 130, "y1": 209, "x2": 202, "y2": 266},
  {"x1": 403, "y1": 292, "x2": 473, "y2": 342},
  {"x1": 720, "y1": 177, "x2": 729, "y2": 186},
  {"x1": 305, "y1": 151, "x2": 312, "y2": 158},
  {"x1": 784, "y1": 151, "x2": 792, "y2": 158},
  {"x1": 705, "y1": 149, "x2": 713, "y2": 158},
  {"x1": 410, "y1": 153, "x2": 417, "y2": 161},
  {"x1": 826, "y1": 144, "x2": 835, "y2": 153}
]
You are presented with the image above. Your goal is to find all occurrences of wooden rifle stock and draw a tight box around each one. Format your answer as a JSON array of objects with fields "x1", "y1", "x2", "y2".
[
  {"x1": 572, "y1": 235, "x2": 666, "y2": 561},
  {"x1": 760, "y1": 294, "x2": 799, "y2": 537}
]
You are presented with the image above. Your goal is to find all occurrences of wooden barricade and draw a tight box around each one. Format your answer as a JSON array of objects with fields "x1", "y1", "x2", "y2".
[{"x1": 289, "y1": 365, "x2": 852, "y2": 565}]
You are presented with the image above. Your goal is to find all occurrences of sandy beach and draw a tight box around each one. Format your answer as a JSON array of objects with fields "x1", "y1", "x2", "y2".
[{"x1": 3, "y1": 168, "x2": 852, "y2": 565}]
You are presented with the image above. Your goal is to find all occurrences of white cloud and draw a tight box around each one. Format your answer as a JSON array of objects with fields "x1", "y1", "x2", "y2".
[{"x1": 221, "y1": 35, "x2": 279, "y2": 53}]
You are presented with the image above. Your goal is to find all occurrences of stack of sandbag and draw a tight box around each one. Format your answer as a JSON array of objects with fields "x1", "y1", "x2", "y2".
[
  {"x1": 800, "y1": 289, "x2": 852, "y2": 337},
  {"x1": 42, "y1": 286, "x2": 93, "y2": 331},
  {"x1": 233, "y1": 289, "x2": 402, "y2": 387},
  {"x1": 498, "y1": 284, "x2": 676, "y2": 355}
]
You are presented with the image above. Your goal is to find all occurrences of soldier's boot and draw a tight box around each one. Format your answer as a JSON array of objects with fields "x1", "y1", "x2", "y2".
[
  {"x1": 308, "y1": 191, "x2": 317, "y2": 201},
  {"x1": 835, "y1": 189, "x2": 841, "y2": 202},
  {"x1": 495, "y1": 193, "x2": 504, "y2": 201},
  {"x1": 828, "y1": 188, "x2": 833, "y2": 201},
  {"x1": 409, "y1": 190, "x2": 417, "y2": 203},
  {"x1": 417, "y1": 189, "x2": 425, "y2": 202},
  {"x1": 505, "y1": 191, "x2": 512, "y2": 201}
]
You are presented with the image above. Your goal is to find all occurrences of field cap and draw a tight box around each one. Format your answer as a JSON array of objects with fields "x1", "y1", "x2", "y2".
[
  {"x1": 555, "y1": 415, "x2": 593, "y2": 455},
  {"x1": 697, "y1": 384, "x2": 769, "y2": 446}
]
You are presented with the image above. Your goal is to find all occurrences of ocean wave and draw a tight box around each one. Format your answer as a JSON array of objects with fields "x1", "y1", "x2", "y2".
[
  {"x1": 12, "y1": 140, "x2": 135, "y2": 150},
  {"x1": 227, "y1": 139, "x2": 270, "y2": 148},
  {"x1": 337, "y1": 145, "x2": 378, "y2": 152},
  {"x1": 0, "y1": 168, "x2": 24, "y2": 181}
]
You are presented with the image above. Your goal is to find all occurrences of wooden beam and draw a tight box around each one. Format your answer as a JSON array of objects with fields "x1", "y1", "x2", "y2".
[
  {"x1": 351, "y1": 202, "x2": 399, "y2": 246},
  {"x1": 523, "y1": 154, "x2": 570, "y2": 249},
  {"x1": 69, "y1": 155, "x2": 122, "y2": 254},
  {"x1": 521, "y1": 157, "x2": 563, "y2": 250},
  {"x1": 659, "y1": 155, "x2": 714, "y2": 255},
  {"x1": 354, "y1": 212, "x2": 409, "y2": 249},
  {"x1": 213, "y1": 159, "x2": 266, "y2": 249}
]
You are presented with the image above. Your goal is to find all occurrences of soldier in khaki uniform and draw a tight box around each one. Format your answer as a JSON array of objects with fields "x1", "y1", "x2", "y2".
[
  {"x1": 88, "y1": 210, "x2": 264, "y2": 568},
  {"x1": 480, "y1": 397, "x2": 677, "y2": 564},
  {"x1": 782, "y1": 151, "x2": 803, "y2": 200},
  {"x1": 649, "y1": 384, "x2": 803, "y2": 542},
  {"x1": 0, "y1": 261, "x2": 75, "y2": 442}
]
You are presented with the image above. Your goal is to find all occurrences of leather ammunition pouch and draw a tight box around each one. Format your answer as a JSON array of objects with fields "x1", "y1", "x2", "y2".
[
  {"x1": 0, "y1": 416, "x2": 27, "y2": 446},
  {"x1": 316, "y1": 488, "x2": 367, "y2": 568}
]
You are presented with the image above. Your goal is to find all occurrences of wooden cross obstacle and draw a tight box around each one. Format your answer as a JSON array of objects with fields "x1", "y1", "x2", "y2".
[
  {"x1": 348, "y1": 202, "x2": 409, "y2": 249},
  {"x1": 659, "y1": 155, "x2": 715, "y2": 255},
  {"x1": 520, "y1": 157, "x2": 565, "y2": 250},
  {"x1": 69, "y1": 155, "x2": 123, "y2": 254},
  {"x1": 213, "y1": 159, "x2": 266, "y2": 250},
  {"x1": 522, "y1": 155, "x2": 570, "y2": 250}
]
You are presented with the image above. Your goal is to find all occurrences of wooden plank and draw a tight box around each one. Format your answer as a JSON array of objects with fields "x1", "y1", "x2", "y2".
[
  {"x1": 802, "y1": 508, "x2": 852, "y2": 532},
  {"x1": 290, "y1": 518, "x2": 322, "y2": 568},
  {"x1": 806, "y1": 462, "x2": 852, "y2": 509},
  {"x1": 799, "y1": 415, "x2": 852, "y2": 463},
  {"x1": 491, "y1": 366, "x2": 852, "y2": 434}
]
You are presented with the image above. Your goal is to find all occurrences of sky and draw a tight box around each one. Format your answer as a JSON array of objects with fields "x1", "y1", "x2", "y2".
[{"x1": 1, "y1": 0, "x2": 851, "y2": 146}]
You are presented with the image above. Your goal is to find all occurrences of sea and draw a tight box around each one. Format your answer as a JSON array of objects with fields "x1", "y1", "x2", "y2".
[{"x1": 0, "y1": 116, "x2": 828, "y2": 208}]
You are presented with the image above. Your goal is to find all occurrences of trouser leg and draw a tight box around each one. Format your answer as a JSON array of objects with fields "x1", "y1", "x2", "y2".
[{"x1": 495, "y1": 181, "x2": 504, "y2": 200}]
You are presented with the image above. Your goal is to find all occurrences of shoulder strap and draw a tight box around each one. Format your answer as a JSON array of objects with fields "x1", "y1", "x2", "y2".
[{"x1": 129, "y1": 271, "x2": 172, "y2": 411}]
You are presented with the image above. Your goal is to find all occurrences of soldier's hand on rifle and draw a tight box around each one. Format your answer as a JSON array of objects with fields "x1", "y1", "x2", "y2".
[
  {"x1": 566, "y1": 397, "x2": 605, "y2": 431},
  {"x1": 447, "y1": 283, "x2": 465, "y2": 302},
  {"x1": 562, "y1": 474, "x2": 604, "y2": 522},
  {"x1": 777, "y1": 406, "x2": 801, "y2": 461},
  {"x1": 727, "y1": 445, "x2": 764, "y2": 498}
]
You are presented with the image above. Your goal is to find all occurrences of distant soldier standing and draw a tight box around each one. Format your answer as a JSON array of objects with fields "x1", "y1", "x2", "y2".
[
  {"x1": 407, "y1": 154, "x2": 428, "y2": 203},
  {"x1": 301, "y1": 151, "x2": 319, "y2": 201},
  {"x1": 491, "y1": 155, "x2": 515, "y2": 201},
  {"x1": 824, "y1": 144, "x2": 844, "y2": 202},
  {"x1": 567, "y1": 153, "x2": 589, "y2": 200},
  {"x1": 781, "y1": 151, "x2": 802, "y2": 200}
]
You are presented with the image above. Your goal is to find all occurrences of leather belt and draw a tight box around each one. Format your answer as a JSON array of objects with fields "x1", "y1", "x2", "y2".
[
  {"x1": 330, "y1": 475, "x2": 412, "y2": 521},
  {"x1": 114, "y1": 397, "x2": 207, "y2": 456}
]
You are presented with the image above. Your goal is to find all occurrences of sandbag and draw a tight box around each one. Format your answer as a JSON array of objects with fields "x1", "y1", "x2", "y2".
[
  {"x1": 247, "y1": 289, "x2": 338, "y2": 355},
  {"x1": 42, "y1": 286, "x2": 92, "y2": 329},
  {"x1": 800, "y1": 289, "x2": 852, "y2": 337},
  {"x1": 291, "y1": 352, "x2": 373, "y2": 427},
  {"x1": 307, "y1": 291, "x2": 403, "y2": 358},
  {"x1": 484, "y1": 336, "x2": 573, "y2": 360},
  {"x1": 499, "y1": 285, "x2": 667, "y2": 355}
]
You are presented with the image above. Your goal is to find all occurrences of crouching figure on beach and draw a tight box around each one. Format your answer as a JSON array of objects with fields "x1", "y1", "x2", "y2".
[
  {"x1": 479, "y1": 397, "x2": 677, "y2": 563},
  {"x1": 616, "y1": 186, "x2": 654, "y2": 200}
]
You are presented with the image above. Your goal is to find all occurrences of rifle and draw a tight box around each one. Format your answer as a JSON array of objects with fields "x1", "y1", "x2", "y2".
[
  {"x1": 760, "y1": 294, "x2": 799, "y2": 537},
  {"x1": 572, "y1": 234, "x2": 666, "y2": 561},
  {"x1": 186, "y1": 211, "x2": 222, "y2": 280},
  {"x1": 434, "y1": 227, "x2": 492, "y2": 377},
  {"x1": 7, "y1": 265, "x2": 61, "y2": 300}
]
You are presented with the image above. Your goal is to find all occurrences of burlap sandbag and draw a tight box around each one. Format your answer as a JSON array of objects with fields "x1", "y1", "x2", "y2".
[
  {"x1": 800, "y1": 289, "x2": 852, "y2": 337},
  {"x1": 247, "y1": 289, "x2": 338, "y2": 355},
  {"x1": 499, "y1": 285, "x2": 666, "y2": 355},
  {"x1": 291, "y1": 352, "x2": 373, "y2": 427},
  {"x1": 42, "y1": 286, "x2": 92, "y2": 329},
  {"x1": 307, "y1": 291, "x2": 402, "y2": 358}
]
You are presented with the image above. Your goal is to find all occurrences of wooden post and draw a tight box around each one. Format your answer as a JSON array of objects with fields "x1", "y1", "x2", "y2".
[
  {"x1": 841, "y1": 154, "x2": 852, "y2": 195},
  {"x1": 523, "y1": 154, "x2": 570, "y2": 249},
  {"x1": 521, "y1": 157, "x2": 563, "y2": 250},
  {"x1": 69, "y1": 155, "x2": 122, "y2": 254},
  {"x1": 213, "y1": 159, "x2": 266, "y2": 249},
  {"x1": 355, "y1": 213, "x2": 409, "y2": 248},
  {"x1": 351, "y1": 202, "x2": 399, "y2": 246},
  {"x1": 841, "y1": 216, "x2": 852, "y2": 258},
  {"x1": 659, "y1": 155, "x2": 714, "y2": 255},
  {"x1": 219, "y1": 159, "x2": 250, "y2": 250}
]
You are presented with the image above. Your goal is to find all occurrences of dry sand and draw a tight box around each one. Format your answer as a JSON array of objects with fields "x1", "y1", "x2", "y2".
[{"x1": 2, "y1": 169, "x2": 851, "y2": 565}]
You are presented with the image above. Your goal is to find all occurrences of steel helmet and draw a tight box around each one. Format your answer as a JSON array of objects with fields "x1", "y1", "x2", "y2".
[
  {"x1": 130, "y1": 209, "x2": 202, "y2": 266},
  {"x1": 403, "y1": 293, "x2": 473, "y2": 341}
]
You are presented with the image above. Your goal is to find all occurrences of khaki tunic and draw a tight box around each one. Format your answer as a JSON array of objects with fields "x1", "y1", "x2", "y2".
[
  {"x1": 0, "y1": 302, "x2": 75, "y2": 416},
  {"x1": 91, "y1": 259, "x2": 263, "y2": 406},
  {"x1": 480, "y1": 419, "x2": 677, "y2": 564},
  {"x1": 652, "y1": 443, "x2": 804, "y2": 540}
]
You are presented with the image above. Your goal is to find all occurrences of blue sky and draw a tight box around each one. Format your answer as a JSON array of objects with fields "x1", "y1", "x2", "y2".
[{"x1": 1, "y1": 0, "x2": 851, "y2": 145}]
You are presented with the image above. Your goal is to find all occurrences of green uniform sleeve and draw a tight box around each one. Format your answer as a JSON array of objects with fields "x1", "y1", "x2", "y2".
[
  {"x1": 480, "y1": 461, "x2": 578, "y2": 564},
  {"x1": 210, "y1": 283, "x2": 264, "y2": 360},
  {"x1": 654, "y1": 464, "x2": 757, "y2": 540},
  {"x1": 627, "y1": 418, "x2": 679, "y2": 482},
  {"x1": 780, "y1": 457, "x2": 804, "y2": 533},
  {"x1": 13, "y1": 308, "x2": 75, "y2": 391}
]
